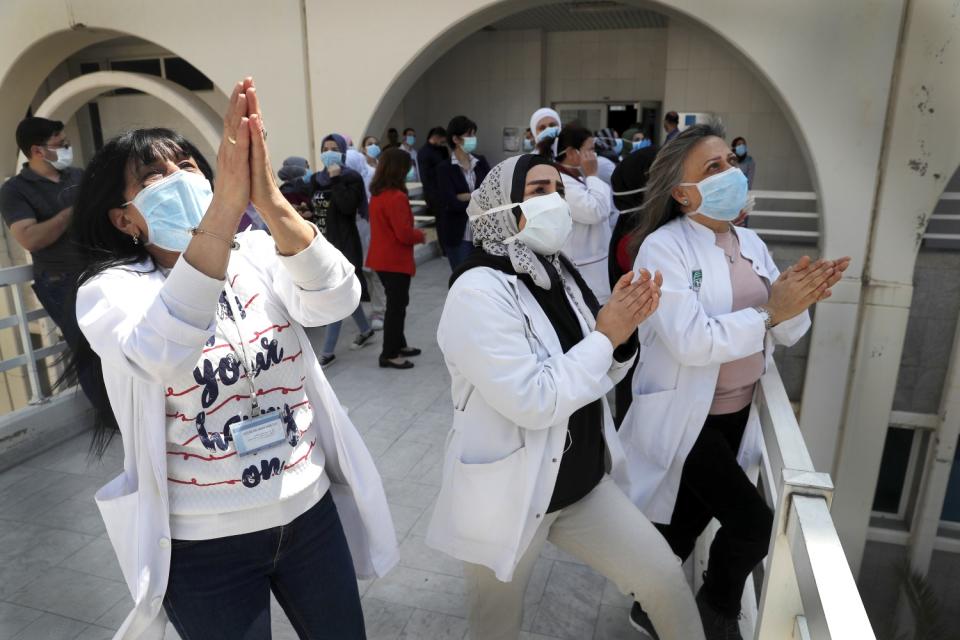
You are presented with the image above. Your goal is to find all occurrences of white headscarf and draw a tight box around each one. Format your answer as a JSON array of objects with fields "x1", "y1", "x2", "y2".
[
  {"x1": 467, "y1": 155, "x2": 589, "y2": 323},
  {"x1": 529, "y1": 107, "x2": 561, "y2": 136}
]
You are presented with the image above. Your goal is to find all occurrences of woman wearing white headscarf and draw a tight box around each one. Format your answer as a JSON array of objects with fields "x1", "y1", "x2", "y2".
[
  {"x1": 426, "y1": 154, "x2": 704, "y2": 640},
  {"x1": 529, "y1": 106, "x2": 561, "y2": 156}
]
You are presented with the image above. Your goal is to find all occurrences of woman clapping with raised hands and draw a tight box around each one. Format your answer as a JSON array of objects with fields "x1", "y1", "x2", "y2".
[{"x1": 69, "y1": 78, "x2": 397, "y2": 639}]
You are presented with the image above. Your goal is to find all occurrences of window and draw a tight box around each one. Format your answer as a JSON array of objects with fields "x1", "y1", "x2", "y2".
[
  {"x1": 872, "y1": 427, "x2": 916, "y2": 514},
  {"x1": 163, "y1": 57, "x2": 213, "y2": 91}
]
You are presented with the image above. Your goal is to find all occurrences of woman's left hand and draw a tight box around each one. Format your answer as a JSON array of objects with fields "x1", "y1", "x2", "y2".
[{"x1": 243, "y1": 79, "x2": 285, "y2": 211}]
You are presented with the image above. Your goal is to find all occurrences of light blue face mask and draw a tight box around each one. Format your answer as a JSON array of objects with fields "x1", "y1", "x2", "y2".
[
  {"x1": 366, "y1": 144, "x2": 381, "y2": 159},
  {"x1": 405, "y1": 135, "x2": 416, "y2": 147},
  {"x1": 536, "y1": 126, "x2": 559, "y2": 143},
  {"x1": 301, "y1": 169, "x2": 314, "y2": 183},
  {"x1": 125, "y1": 170, "x2": 213, "y2": 252},
  {"x1": 679, "y1": 166, "x2": 749, "y2": 222},
  {"x1": 632, "y1": 139, "x2": 652, "y2": 152},
  {"x1": 461, "y1": 136, "x2": 477, "y2": 153},
  {"x1": 734, "y1": 143, "x2": 747, "y2": 157},
  {"x1": 522, "y1": 138, "x2": 535, "y2": 152},
  {"x1": 612, "y1": 139, "x2": 624, "y2": 155},
  {"x1": 320, "y1": 150, "x2": 342, "y2": 169},
  {"x1": 405, "y1": 166, "x2": 417, "y2": 182}
]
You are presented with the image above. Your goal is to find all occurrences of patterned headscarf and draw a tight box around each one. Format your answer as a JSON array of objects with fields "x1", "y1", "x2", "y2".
[{"x1": 466, "y1": 154, "x2": 588, "y2": 316}]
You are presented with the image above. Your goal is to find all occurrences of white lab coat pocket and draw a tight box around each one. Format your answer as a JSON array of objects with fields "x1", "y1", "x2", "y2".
[
  {"x1": 627, "y1": 388, "x2": 681, "y2": 469},
  {"x1": 450, "y1": 446, "x2": 528, "y2": 548},
  {"x1": 95, "y1": 473, "x2": 140, "y2": 597}
]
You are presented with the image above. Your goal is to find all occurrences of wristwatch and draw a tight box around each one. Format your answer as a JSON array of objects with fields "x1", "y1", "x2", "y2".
[{"x1": 754, "y1": 306, "x2": 774, "y2": 331}]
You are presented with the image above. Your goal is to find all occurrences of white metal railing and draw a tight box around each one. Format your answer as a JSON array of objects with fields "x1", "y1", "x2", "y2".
[
  {"x1": 0, "y1": 263, "x2": 67, "y2": 405},
  {"x1": 694, "y1": 361, "x2": 876, "y2": 639}
]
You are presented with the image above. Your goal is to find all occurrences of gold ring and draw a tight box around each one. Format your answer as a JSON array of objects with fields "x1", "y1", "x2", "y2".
[{"x1": 227, "y1": 136, "x2": 237, "y2": 145}]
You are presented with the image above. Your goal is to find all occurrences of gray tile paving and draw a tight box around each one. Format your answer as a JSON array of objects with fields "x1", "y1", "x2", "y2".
[{"x1": 0, "y1": 258, "x2": 694, "y2": 638}]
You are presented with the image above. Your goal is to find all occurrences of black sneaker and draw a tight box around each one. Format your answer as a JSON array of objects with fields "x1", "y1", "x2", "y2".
[
  {"x1": 318, "y1": 354, "x2": 336, "y2": 369},
  {"x1": 695, "y1": 588, "x2": 742, "y2": 640},
  {"x1": 350, "y1": 330, "x2": 376, "y2": 350},
  {"x1": 629, "y1": 602, "x2": 661, "y2": 639}
]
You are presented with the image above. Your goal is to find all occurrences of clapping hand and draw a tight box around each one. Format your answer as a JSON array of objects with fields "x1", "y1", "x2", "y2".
[{"x1": 596, "y1": 270, "x2": 663, "y2": 347}]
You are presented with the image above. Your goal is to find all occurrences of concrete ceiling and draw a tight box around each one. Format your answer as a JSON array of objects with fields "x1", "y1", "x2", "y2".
[{"x1": 488, "y1": 1, "x2": 668, "y2": 31}]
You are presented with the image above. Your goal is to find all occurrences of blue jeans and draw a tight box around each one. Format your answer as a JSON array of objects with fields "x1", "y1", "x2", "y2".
[
  {"x1": 444, "y1": 240, "x2": 474, "y2": 270},
  {"x1": 321, "y1": 304, "x2": 372, "y2": 356},
  {"x1": 163, "y1": 492, "x2": 365, "y2": 639}
]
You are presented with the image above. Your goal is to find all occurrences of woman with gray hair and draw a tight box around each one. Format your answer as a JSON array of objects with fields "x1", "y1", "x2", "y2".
[
  {"x1": 426, "y1": 153, "x2": 705, "y2": 640},
  {"x1": 614, "y1": 123, "x2": 850, "y2": 639}
]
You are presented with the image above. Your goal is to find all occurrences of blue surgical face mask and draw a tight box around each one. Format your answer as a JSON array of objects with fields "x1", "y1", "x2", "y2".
[
  {"x1": 522, "y1": 138, "x2": 534, "y2": 152},
  {"x1": 734, "y1": 143, "x2": 747, "y2": 157},
  {"x1": 125, "y1": 170, "x2": 213, "y2": 252},
  {"x1": 632, "y1": 139, "x2": 651, "y2": 152},
  {"x1": 461, "y1": 136, "x2": 477, "y2": 154},
  {"x1": 679, "y1": 167, "x2": 749, "y2": 222},
  {"x1": 301, "y1": 169, "x2": 313, "y2": 183},
  {"x1": 320, "y1": 150, "x2": 342, "y2": 169},
  {"x1": 406, "y1": 166, "x2": 417, "y2": 182},
  {"x1": 366, "y1": 144, "x2": 381, "y2": 159},
  {"x1": 612, "y1": 138, "x2": 624, "y2": 155},
  {"x1": 536, "y1": 126, "x2": 559, "y2": 143},
  {"x1": 405, "y1": 135, "x2": 416, "y2": 147}
]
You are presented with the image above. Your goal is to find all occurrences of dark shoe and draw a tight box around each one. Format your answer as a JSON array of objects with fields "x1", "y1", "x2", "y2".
[
  {"x1": 379, "y1": 358, "x2": 414, "y2": 369},
  {"x1": 696, "y1": 588, "x2": 742, "y2": 640},
  {"x1": 629, "y1": 602, "x2": 661, "y2": 639},
  {"x1": 318, "y1": 354, "x2": 336, "y2": 369},
  {"x1": 350, "y1": 329, "x2": 376, "y2": 350},
  {"x1": 399, "y1": 347, "x2": 422, "y2": 357}
]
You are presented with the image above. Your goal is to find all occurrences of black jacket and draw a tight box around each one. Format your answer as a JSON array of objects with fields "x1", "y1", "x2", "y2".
[
  {"x1": 436, "y1": 154, "x2": 490, "y2": 247},
  {"x1": 309, "y1": 171, "x2": 366, "y2": 282},
  {"x1": 609, "y1": 146, "x2": 658, "y2": 288}
]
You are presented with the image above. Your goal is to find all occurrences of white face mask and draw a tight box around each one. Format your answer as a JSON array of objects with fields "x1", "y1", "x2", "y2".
[
  {"x1": 483, "y1": 192, "x2": 572, "y2": 255},
  {"x1": 45, "y1": 146, "x2": 73, "y2": 171}
]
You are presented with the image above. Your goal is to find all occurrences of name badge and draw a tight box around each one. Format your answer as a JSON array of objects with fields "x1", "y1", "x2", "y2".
[
  {"x1": 691, "y1": 269, "x2": 703, "y2": 293},
  {"x1": 233, "y1": 411, "x2": 286, "y2": 457}
]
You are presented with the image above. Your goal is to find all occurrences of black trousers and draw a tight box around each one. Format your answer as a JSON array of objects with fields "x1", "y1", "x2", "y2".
[
  {"x1": 376, "y1": 271, "x2": 411, "y2": 359},
  {"x1": 655, "y1": 404, "x2": 773, "y2": 616}
]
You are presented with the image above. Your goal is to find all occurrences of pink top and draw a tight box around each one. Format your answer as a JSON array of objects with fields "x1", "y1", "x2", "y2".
[{"x1": 710, "y1": 230, "x2": 769, "y2": 415}]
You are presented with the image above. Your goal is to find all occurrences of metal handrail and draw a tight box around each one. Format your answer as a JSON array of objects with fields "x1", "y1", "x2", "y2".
[
  {"x1": 0, "y1": 263, "x2": 65, "y2": 405},
  {"x1": 751, "y1": 361, "x2": 876, "y2": 639}
]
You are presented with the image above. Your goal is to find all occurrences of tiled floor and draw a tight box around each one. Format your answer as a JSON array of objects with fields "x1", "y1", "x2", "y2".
[{"x1": 0, "y1": 259, "x2": 641, "y2": 640}]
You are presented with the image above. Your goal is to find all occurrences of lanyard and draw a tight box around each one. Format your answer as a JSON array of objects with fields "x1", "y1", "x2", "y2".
[{"x1": 221, "y1": 276, "x2": 262, "y2": 417}]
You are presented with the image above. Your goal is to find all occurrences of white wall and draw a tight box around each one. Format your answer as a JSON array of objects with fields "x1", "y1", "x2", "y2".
[
  {"x1": 663, "y1": 21, "x2": 812, "y2": 191},
  {"x1": 392, "y1": 29, "x2": 542, "y2": 165}
]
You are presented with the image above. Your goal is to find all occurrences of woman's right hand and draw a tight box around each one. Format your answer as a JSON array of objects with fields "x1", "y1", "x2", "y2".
[
  {"x1": 596, "y1": 270, "x2": 662, "y2": 347},
  {"x1": 765, "y1": 256, "x2": 837, "y2": 325},
  {"x1": 580, "y1": 149, "x2": 599, "y2": 177},
  {"x1": 210, "y1": 79, "x2": 252, "y2": 219}
]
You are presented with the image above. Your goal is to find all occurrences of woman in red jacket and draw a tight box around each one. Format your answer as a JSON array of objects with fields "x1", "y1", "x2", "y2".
[{"x1": 367, "y1": 148, "x2": 427, "y2": 369}]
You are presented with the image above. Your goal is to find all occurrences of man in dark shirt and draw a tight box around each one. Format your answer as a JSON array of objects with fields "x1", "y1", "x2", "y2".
[
  {"x1": 417, "y1": 126, "x2": 449, "y2": 222},
  {"x1": 1, "y1": 117, "x2": 88, "y2": 393}
]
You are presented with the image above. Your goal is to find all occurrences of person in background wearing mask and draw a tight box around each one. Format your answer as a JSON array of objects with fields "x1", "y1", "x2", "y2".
[
  {"x1": 615, "y1": 123, "x2": 849, "y2": 640},
  {"x1": 529, "y1": 106, "x2": 561, "y2": 156},
  {"x1": 67, "y1": 78, "x2": 398, "y2": 638},
  {"x1": 278, "y1": 155, "x2": 313, "y2": 218},
  {"x1": 553, "y1": 125, "x2": 614, "y2": 304},
  {"x1": 311, "y1": 134, "x2": 376, "y2": 367},
  {"x1": 0, "y1": 116, "x2": 98, "y2": 403},
  {"x1": 436, "y1": 115, "x2": 489, "y2": 270},
  {"x1": 663, "y1": 111, "x2": 680, "y2": 143},
  {"x1": 732, "y1": 136, "x2": 755, "y2": 189},
  {"x1": 399, "y1": 127, "x2": 420, "y2": 181},
  {"x1": 522, "y1": 127, "x2": 535, "y2": 152},
  {"x1": 594, "y1": 127, "x2": 623, "y2": 164},
  {"x1": 418, "y1": 126, "x2": 449, "y2": 227},
  {"x1": 361, "y1": 135, "x2": 381, "y2": 172},
  {"x1": 366, "y1": 148, "x2": 426, "y2": 370},
  {"x1": 427, "y1": 154, "x2": 705, "y2": 640}
]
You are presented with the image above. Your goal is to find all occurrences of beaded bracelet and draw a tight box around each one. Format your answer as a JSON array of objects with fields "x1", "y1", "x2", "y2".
[{"x1": 190, "y1": 226, "x2": 240, "y2": 250}]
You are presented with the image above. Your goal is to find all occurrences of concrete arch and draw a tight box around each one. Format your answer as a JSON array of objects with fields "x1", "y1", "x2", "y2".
[{"x1": 33, "y1": 70, "x2": 222, "y2": 154}]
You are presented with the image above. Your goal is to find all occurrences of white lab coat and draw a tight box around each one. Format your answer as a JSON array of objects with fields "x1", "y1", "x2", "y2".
[
  {"x1": 613, "y1": 217, "x2": 810, "y2": 524},
  {"x1": 560, "y1": 173, "x2": 613, "y2": 304},
  {"x1": 595, "y1": 156, "x2": 621, "y2": 232},
  {"x1": 78, "y1": 229, "x2": 399, "y2": 639},
  {"x1": 426, "y1": 266, "x2": 634, "y2": 581}
]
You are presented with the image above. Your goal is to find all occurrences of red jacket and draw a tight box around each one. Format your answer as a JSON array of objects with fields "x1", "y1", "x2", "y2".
[{"x1": 366, "y1": 189, "x2": 426, "y2": 275}]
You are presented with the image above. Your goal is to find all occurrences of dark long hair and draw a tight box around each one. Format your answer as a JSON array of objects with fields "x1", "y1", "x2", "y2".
[
  {"x1": 626, "y1": 122, "x2": 727, "y2": 259},
  {"x1": 370, "y1": 147, "x2": 411, "y2": 197},
  {"x1": 60, "y1": 128, "x2": 213, "y2": 456}
]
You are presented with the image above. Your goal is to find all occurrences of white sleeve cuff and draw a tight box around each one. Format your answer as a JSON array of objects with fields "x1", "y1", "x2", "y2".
[{"x1": 161, "y1": 256, "x2": 225, "y2": 330}]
